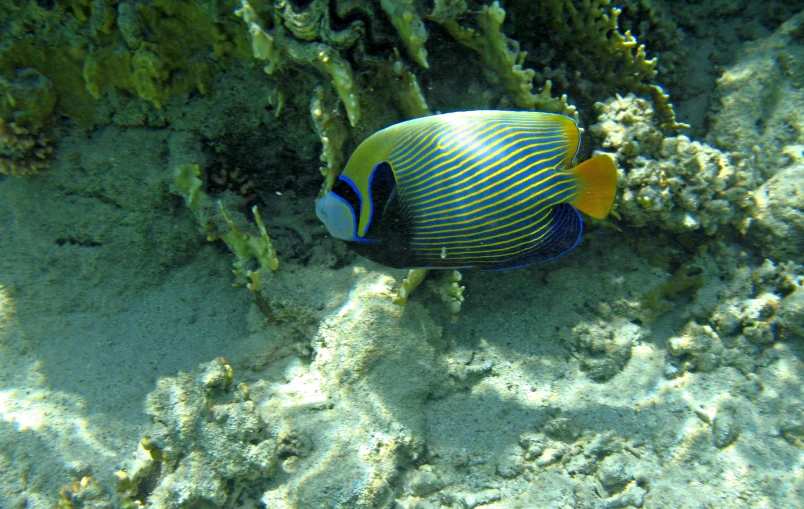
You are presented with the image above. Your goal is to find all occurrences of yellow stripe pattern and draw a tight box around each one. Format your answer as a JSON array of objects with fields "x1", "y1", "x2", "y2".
[{"x1": 387, "y1": 110, "x2": 583, "y2": 269}]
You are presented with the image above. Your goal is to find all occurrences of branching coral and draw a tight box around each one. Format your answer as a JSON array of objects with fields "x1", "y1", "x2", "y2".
[
  {"x1": 429, "y1": 1, "x2": 578, "y2": 118},
  {"x1": 235, "y1": 0, "x2": 362, "y2": 127},
  {"x1": 310, "y1": 86, "x2": 349, "y2": 195},
  {"x1": 500, "y1": 0, "x2": 687, "y2": 129},
  {"x1": 381, "y1": 0, "x2": 429, "y2": 68},
  {"x1": 172, "y1": 163, "x2": 279, "y2": 292}
]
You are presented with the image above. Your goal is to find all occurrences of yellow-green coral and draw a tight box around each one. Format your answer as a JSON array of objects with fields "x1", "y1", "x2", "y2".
[
  {"x1": 394, "y1": 268, "x2": 429, "y2": 305},
  {"x1": 394, "y1": 269, "x2": 466, "y2": 317},
  {"x1": 381, "y1": 0, "x2": 429, "y2": 68},
  {"x1": 235, "y1": 0, "x2": 361, "y2": 127},
  {"x1": 539, "y1": 0, "x2": 687, "y2": 129},
  {"x1": 81, "y1": 0, "x2": 243, "y2": 110},
  {"x1": 439, "y1": 270, "x2": 465, "y2": 317},
  {"x1": 1, "y1": 0, "x2": 249, "y2": 124},
  {"x1": 315, "y1": 45, "x2": 361, "y2": 127},
  {"x1": 0, "y1": 68, "x2": 57, "y2": 176},
  {"x1": 131, "y1": 43, "x2": 171, "y2": 109},
  {"x1": 311, "y1": 86, "x2": 349, "y2": 196},
  {"x1": 388, "y1": 50, "x2": 432, "y2": 118},
  {"x1": 172, "y1": 163, "x2": 279, "y2": 292},
  {"x1": 430, "y1": 1, "x2": 578, "y2": 118}
]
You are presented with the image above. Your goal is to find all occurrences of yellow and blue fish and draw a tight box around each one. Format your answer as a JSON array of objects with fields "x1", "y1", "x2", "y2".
[{"x1": 316, "y1": 110, "x2": 617, "y2": 270}]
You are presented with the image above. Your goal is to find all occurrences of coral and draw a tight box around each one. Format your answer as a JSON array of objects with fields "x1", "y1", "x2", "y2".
[
  {"x1": 393, "y1": 269, "x2": 465, "y2": 318},
  {"x1": 384, "y1": 49, "x2": 432, "y2": 118},
  {"x1": 0, "y1": 67, "x2": 57, "y2": 130},
  {"x1": 660, "y1": 243, "x2": 803, "y2": 376},
  {"x1": 497, "y1": 0, "x2": 686, "y2": 129},
  {"x1": 57, "y1": 476, "x2": 105, "y2": 509},
  {"x1": 172, "y1": 163, "x2": 279, "y2": 291},
  {"x1": 381, "y1": 0, "x2": 429, "y2": 68},
  {"x1": 666, "y1": 321, "x2": 725, "y2": 376},
  {"x1": 1, "y1": 0, "x2": 249, "y2": 126},
  {"x1": 235, "y1": 0, "x2": 362, "y2": 127},
  {"x1": 592, "y1": 94, "x2": 756, "y2": 236},
  {"x1": 0, "y1": 68, "x2": 57, "y2": 176},
  {"x1": 438, "y1": 270, "x2": 465, "y2": 317},
  {"x1": 81, "y1": 0, "x2": 245, "y2": 109},
  {"x1": 566, "y1": 318, "x2": 642, "y2": 381},
  {"x1": 118, "y1": 273, "x2": 445, "y2": 508},
  {"x1": 745, "y1": 162, "x2": 804, "y2": 263},
  {"x1": 778, "y1": 286, "x2": 804, "y2": 340},
  {"x1": 429, "y1": 1, "x2": 578, "y2": 118},
  {"x1": 0, "y1": 119, "x2": 54, "y2": 176},
  {"x1": 119, "y1": 358, "x2": 280, "y2": 508},
  {"x1": 310, "y1": 85, "x2": 349, "y2": 195},
  {"x1": 706, "y1": 11, "x2": 804, "y2": 178},
  {"x1": 642, "y1": 262, "x2": 706, "y2": 318},
  {"x1": 394, "y1": 268, "x2": 429, "y2": 305},
  {"x1": 594, "y1": 90, "x2": 803, "y2": 261},
  {"x1": 114, "y1": 437, "x2": 168, "y2": 507}
]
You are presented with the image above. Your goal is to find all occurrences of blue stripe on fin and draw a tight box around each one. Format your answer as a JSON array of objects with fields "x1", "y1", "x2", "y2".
[{"x1": 480, "y1": 203, "x2": 583, "y2": 270}]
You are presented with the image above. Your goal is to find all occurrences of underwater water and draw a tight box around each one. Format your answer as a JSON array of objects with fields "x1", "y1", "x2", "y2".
[{"x1": 0, "y1": 0, "x2": 803, "y2": 508}]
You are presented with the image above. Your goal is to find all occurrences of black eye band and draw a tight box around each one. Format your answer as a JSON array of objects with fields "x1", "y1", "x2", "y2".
[{"x1": 333, "y1": 176, "x2": 362, "y2": 219}]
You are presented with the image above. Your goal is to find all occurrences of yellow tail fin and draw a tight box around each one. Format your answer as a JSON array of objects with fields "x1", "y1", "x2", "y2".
[{"x1": 569, "y1": 154, "x2": 618, "y2": 220}]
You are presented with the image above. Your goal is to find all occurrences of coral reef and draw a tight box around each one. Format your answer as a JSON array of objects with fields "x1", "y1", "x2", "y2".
[
  {"x1": 0, "y1": 118, "x2": 54, "y2": 176},
  {"x1": 502, "y1": 0, "x2": 686, "y2": 128},
  {"x1": 591, "y1": 93, "x2": 757, "y2": 236},
  {"x1": 1, "y1": 0, "x2": 250, "y2": 128},
  {"x1": 5, "y1": 3, "x2": 804, "y2": 509},
  {"x1": 116, "y1": 358, "x2": 279, "y2": 507},
  {"x1": 662, "y1": 244, "x2": 803, "y2": 377},
  {"x1": 117, "y1": 273, "x2": 445, "y2": 508},
  {"x1": 746, "y1": 162, "x2": 804, "y2": 262},
  {"x1": 592, "y1": 9, "x2": 804, "y2": 262}
]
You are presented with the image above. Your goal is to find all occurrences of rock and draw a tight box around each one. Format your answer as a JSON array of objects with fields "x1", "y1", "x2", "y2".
[
  {"x1": 596, "y1": 454, "x2": 633, "y2": 492},
  {"x1": 778, "y1": 287, "x2": 804, "y2": 339},
  {"x1": 746, "y1": 163, "x2": 804, "y2": 262},
  {"x1": 407, "y1": 467, "x2": 444, "y2": 497},
  {"x1": 496, "y1": 445, "x2": 526, "y2": 479},
  {"x1": 712, "y1": 410, "x2": 741, "y2": 449}
]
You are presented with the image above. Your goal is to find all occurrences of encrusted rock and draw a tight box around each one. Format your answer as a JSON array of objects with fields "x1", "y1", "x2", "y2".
[
  {"x1": 778, "y1": 287, "x2": 804, "y2": 339},
  {"x1": 746, "y1": 163, "x2": 804, "y2": 263},
  {"x1": 712, "y1": 408, "x2": 740, "y2": 449}
]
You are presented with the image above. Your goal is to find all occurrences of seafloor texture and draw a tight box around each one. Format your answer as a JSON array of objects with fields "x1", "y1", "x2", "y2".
[{"x1": 0, "y1": 1, "x2": 803, "y2": 508}]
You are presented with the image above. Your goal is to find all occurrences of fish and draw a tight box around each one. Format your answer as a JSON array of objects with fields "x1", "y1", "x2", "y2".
[{"x1": 316, "y1": 110, "x2": 617, "y2": 270}]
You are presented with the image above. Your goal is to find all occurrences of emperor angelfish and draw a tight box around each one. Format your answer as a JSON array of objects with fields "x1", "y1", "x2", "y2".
[{"x1": 316, "y1": 110, "x2": 617, "y2": 270}]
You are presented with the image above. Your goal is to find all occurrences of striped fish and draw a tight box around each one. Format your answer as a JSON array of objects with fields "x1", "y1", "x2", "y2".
[{"x1": 316, "y1": 110, "x2": 617, "y2": 270}]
